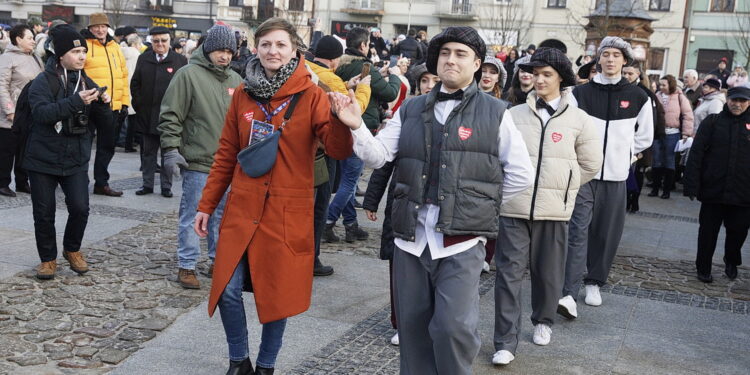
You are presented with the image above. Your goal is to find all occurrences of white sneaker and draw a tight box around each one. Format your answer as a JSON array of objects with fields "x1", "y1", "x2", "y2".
[
  {"x1": 492, "y1": 350, "x2": 515, "y2": 365},
  {"x1": 390, "y1": 332, "x2": 399, "y2": 346},
  {"x1": 585, "y1": 285, "x2": 602, "y2": 306},
  {"x1": 482, "y1": 261, "x2": 490, "y2": 273},
  {"x1": 557, "y1": 295, "x2": 578, "y2": 319},
  {"x1": 533, "y1": 324, "x2": 551, "y2": 346}
]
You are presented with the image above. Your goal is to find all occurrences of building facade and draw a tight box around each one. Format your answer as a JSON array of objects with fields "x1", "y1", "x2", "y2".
[{"x1": 684, "y1": 0, "x2": 750, "y2": 75}]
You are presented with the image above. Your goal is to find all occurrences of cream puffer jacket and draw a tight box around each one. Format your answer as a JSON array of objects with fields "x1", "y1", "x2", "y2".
[
  {"x1": 0, "y1": 44, "x2": 44, "y2": 129},
  {"x1": 501, "y1": 90, "x2": 603, "y2": 221}
]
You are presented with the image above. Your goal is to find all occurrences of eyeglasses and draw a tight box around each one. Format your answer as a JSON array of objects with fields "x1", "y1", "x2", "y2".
[{"x1": 152, "y1": 38, "x2": 169, "y2": 44}]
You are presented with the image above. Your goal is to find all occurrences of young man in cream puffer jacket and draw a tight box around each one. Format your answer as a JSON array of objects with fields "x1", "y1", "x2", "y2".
[{"x1": 492, "y1": 47, "x2": 602, "y2": 366}]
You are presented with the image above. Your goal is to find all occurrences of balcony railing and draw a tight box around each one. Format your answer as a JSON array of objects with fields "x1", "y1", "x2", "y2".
[
  {"x1": 342, "y1": 0, "x2": 385, "y2": 15},
  {"x1": 437, "y1": 1, "x2": 477, "y2": 19}
]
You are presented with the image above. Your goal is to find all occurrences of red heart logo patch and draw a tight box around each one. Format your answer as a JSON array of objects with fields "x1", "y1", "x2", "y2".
[
  {"x1": 458, "y1": 126, "x2": 473, "y2": 141},
  {"x1": 227, "y1": 88, "x2": 235, "y2": 96},
  {"x1": 167, "y1": 67, "x2": 173, "y2": 73},
  {"x1": 244, "y1": 111, "x2": 254, "y2": 122},
  {"x1": 551, "y1": 132, "x2": 563, "y2": 143},
  {"x1": 620, "y1": 100, "x2": 630, "y2": 109}
]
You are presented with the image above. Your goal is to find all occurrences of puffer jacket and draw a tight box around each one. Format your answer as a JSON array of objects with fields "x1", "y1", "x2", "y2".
[
  {"x1": 694, "y1": 91, "x2": 725, "y2": 133},
  {"x1": 158, "y1": 45, "x2": 242, "y2": 173},
  {"x1": 336, "y1": 50, "x2": 400, "y2": 130},
  {"x1": 658, "y1": 90, "x2": 694, "y2": 136},
  {"x1": 501, "y1": 91, "x2": 602, "y2": 221},
  {"x1": 82, "y1": 30, "x2": 130, "y2": 111},
  {"x1": 0, "y1": 44, "x2": 43, "y2": 129},
  {"x1": 120, "y1": 45, "x2": 141, "y2": 115},
  {"x1": 305, "y1": 59, "x2": 370, "y2": 112}
]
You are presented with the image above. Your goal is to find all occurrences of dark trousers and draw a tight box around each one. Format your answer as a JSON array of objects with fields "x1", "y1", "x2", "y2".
[
  {"x1": 313, "y1": 156, "x2": 336, "y2": 260},
  {"x1": 124, "y1": 114, "x2": 138, "y2": 149},
  {"x1": 0, "y1": 128, "x2": 27, "y2": 188},
  {"x1": 28, "y1": 170, "x2": 89, "y2": 262},
  {"x1": 696, "y1": 203, "x2": 750, "y2": 275},
  {"x1": 92, "y1": 110, "x2": 116, "y2": 188},
  {"x1": 140, "y1": 133, "x2": 171, "y2": 190}
]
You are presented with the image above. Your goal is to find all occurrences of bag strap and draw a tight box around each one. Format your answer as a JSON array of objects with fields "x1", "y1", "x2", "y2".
[
  {"x1": 283, "y1": 92, "x2": 302, "y2": 121},
  {"x1": 676, "y1": 92, "x2": 684, "y2": 134}
]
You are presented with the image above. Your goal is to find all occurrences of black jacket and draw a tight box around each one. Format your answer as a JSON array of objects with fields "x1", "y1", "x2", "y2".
[
  {"x1": 130, "y1": 50, "x2": 187, "y2": 135},
  {"x1": 362, "y1": 162, "x2": 396, "y2": 260},
  {"x1": 392, "y1": 37, "x2": 423, "y2": 65},
  {"x1": 230, "y1": 46, "x2": 252, "y2": 78},
  {"x1": 370, "y1": 34, "x2": 389, "y2": 60},
  {"x1": 708, "y1": 68, "x2": 730, "y2": 89},
  {"x1": 683, "y1": 106, "x2": 750, "y2": 207},
  {"x1": 24, "y1": 58, "x2": 110, "y2": 176}
]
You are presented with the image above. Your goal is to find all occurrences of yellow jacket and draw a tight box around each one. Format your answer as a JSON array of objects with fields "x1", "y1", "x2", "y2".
[
  {"x1": 305, "y1": 60, "x2": 370, "y2": 113},
  {"x1": 83, "y1": 36, "x2": 130, "y2": 110}
]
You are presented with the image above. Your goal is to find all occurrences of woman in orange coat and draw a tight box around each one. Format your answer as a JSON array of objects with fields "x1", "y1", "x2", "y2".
[{"x1": 193, "y1": 18, "x2": 352, "y2": 375}]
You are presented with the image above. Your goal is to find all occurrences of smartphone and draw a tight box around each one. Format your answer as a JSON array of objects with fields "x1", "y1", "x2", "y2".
[
  {"x1": 97, "y1": 86, "x2": 108, "y2": 95},
  {"x1": 359, "y1": 64, "x2": 371, "y2": 80}
]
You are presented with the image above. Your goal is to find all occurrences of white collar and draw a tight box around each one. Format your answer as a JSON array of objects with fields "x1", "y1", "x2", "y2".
[{"x1": 594, "y1": 73, "x2": 622, "y2": 85}]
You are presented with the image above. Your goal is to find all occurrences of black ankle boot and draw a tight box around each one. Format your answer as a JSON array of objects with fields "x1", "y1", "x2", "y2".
[
  {"x1": 226, "y1": 358, "x2": 253, "y2": 375},
  {"x1": 323, "y1": 223, "x2": 339, "y2": 243},
  {"x1": 631, "y1": 192, "x2": 640, "y2": 212},
  {"x1": 648, "y1": 168, "x2": 662, "y2": 197},
  {"x1": 255, "y1": 366, "x2": 274, "y2": 375},
  {"x1": 344, "y1": 222, "x2": 368, "y2": 243}
]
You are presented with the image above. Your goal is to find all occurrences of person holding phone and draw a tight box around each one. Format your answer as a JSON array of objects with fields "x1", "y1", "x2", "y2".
[{"x1": 24, "y1": 25, "x2": 112, "y2": 280}]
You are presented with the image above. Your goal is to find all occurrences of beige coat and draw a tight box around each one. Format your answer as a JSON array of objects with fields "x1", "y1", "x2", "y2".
[
  {"x1": 0, "y1": 44, "x2": 44, "y2": 129},
  {"x1": 501, "y1": 90, "x2": 602, "y2": 221}
]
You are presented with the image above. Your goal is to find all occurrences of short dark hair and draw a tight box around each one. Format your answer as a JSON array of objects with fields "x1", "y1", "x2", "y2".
[
  {"x1": 346, "y1": 27, "x2": 369, "y2": 50},
  {"x1": 10, "y1": 24, "x2": 32, "y2": 46},
  {"x1": 408, "y1": 28, "x2": 417, "y2": 37}
]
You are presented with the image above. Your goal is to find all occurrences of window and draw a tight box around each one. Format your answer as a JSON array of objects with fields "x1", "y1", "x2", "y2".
[
  {"x1": 696, "y1": 49, "x2": 734, "y2": 74},
  {"x1": 288, "y1": 0, "x2": 304, "y2": 11},
  {"x1": 547, "y1": 0, "x2": 566, "y2": 8},
  {"x1": 229, "y1": 0, "x2": 243, "y2": 6},
  {"x1": 710, "y1": 0, "x2": 734, "y2": 12},
  {"x1": 649, "y1": 0, "x2": 669, "y2": 11}
]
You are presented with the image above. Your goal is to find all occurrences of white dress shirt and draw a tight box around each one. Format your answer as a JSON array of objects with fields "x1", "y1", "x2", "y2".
[
  {"x1": 537, "y1": 95, "x2": 561, "y2": 125},
  {"x1": 351, "y1": 85, "x2": 535, "y2": 259}
]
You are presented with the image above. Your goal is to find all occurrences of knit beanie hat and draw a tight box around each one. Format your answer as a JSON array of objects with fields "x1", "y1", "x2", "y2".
[
  {"x1": 704, "y1": 78, "x2": 721, "y2": 90},
  {"x1": 315, "y1": 35, "x2": 343, "y2": 60},
  {"x1": 203, "y1": 25, "x2": 237, "y2": 54},
  {"x1": 597, "y1": 36, "x2": 634, "y2": 65},
  {"x1": 49, "y1": 24, "x2": 88, "y2": 59},
  {"x1": 519, "y1": 47, "x2": 576, "y2": 88}
]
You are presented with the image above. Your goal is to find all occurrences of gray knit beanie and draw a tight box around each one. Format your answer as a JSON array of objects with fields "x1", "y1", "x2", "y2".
[
  {"x1": 203, "y1": 25, "x2": 237, "y2": 54},
  {"x1": 597, "y1": 36, "x2": 634, "y2": 65}
]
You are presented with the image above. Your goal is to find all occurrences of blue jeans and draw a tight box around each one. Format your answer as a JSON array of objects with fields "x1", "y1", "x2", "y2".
[
  {"x1": 652, "y1": 133, "x2": 680, "y2": 170},
  {"x1": 178, "y1": 170, "x2": 226, "y2": 269},
  {"x1": 326, "y1": 154, "x2": 363, "y2": 226},
  {"x1": 218, "y1": 253, "x2": 287, "y2": 367}
]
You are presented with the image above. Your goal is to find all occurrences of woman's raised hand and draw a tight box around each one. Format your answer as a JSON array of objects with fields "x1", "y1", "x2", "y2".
[{"x1": 328, "y1": 90, "x2": 362, "y2": 130}]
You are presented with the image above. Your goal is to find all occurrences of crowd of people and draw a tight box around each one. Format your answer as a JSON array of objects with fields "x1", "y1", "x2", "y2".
[{"x1": 0, "y1": 15, "x2": 748, "y2": 375}]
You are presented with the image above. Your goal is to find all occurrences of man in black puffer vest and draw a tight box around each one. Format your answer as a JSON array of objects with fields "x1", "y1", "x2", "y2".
[
  {"x1": 330, "y1": 27, "x2": 534, "y2": 375},
  {"x1": 684, "y1": 86, "x2": 750, "y2": 283}
]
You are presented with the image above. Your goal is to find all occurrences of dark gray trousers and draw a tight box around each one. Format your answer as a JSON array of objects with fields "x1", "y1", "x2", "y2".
[
  {"x1": 493, "y1": 217, "x2": 567, "y2": 354},
  {"x1": 393, "y1": 243, "x2": 484, "y2": 375},
  {"x1": 562, "y1": 180, "x2": 626, "y2": 300},
  {"x1": 140, "y1": 133, "x2": 171, "y2": 190}
]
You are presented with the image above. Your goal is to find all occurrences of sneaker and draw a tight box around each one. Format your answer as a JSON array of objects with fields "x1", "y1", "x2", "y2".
[
  {"x1": 178, "y1": 268, "x2": 200, "y2": 289},
  {"x1": 36, "y1": 260, "x2": 57, "y2": 280},
  {"x1": 344, "y1": 222, "x2": 368, "y2": 243},
  {"x1": 533, "y1": 324, "x2": 551, "y2": 346},
  {"x1": 63, "y1": 250, "x2": 89, "y2": 274},
  {"x1": 557, "y1": 295, "x2": 578, "y2": 319},
  {"x1": 491, "y1": 350, "x2": 514, "y2": 365},
  {"x1": 390, "y1": 332, "x2": 399, "y2": 346},
  {"x1": 584, "y1": 285, "x2": 602, "y2": 306},
  {"x1": 323, "y1": 223, "x2": 340, "y2": 243},
  {"x1": 482, "y1": 261, "x2": 490, "y2": 273}
]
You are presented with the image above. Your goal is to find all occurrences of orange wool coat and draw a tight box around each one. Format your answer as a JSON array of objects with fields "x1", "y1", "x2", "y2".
[{"x1": 197, "y1": 58, "x2": 353, "y2": 323}]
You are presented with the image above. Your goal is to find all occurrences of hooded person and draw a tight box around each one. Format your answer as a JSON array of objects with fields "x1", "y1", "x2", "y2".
[
  {"x1": 330, "y1": 25, "x2": 534, "y2": 374},
  {"x1": 24, "y1": 25, "x2": 113, "y2": 280},
  {"x1": 492, "y1": 47, "x2": 602, "y2": 365},
  {"x1": 192, "y1": 18, "x2": 353, "y2": 374},
  {"x1": 477, "y1": 56, "x2": 508, "y2": 99},
  {"x1": 157, "y1": 25, "x2": 242, "y2": 290},
  {"x1": 558, "y1": 36, "x2": 654, "y2": 315}
]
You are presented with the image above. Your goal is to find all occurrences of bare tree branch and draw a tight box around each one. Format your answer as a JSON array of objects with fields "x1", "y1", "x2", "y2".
[
  {"x1": 477, "y1": 0, "x2": 531, "y2": 48},
  {"x1": 105, "y1": 0, "x2": 133, "y2": 29}
]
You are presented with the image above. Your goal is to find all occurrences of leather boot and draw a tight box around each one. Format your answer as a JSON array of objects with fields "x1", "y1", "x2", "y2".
[
  {"x1": 344, "y1": 222, "x2": 368, "y2": 243},
  {"x1": 631, "y1": 192, "x2": 640, "y2": 212},
  {"x1": 648, "y1": 168, "x2": 662, "y2": 197},
  {"x1": 226, "y1": 358, "x2": 253, "y2": 375},
  {"x1": 63, "y1": 250, "x2": 89, "y2": 274},
  {"x1": 661, "y1": 169, "x2": 673, "y2": 199},
  {"x1": 36, "y1": 260, "x2": 57, "y2": 280},
  {"x1": 313, "y1": 257, "x2": 334, "y2": 276},
  {"x1": 178, "y1": 268, "x2": 200, "y2": 289},
  {"x1": 323, "y1": 223, "x2": 339, "y2": 243},
  {"x1": 255, "y1": 366, "x2": 274, "y2": 375}
]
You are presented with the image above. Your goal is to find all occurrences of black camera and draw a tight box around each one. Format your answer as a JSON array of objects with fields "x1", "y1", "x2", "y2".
[{"x1": 64, "y1": 111, "x2": 89, "y2": 135}]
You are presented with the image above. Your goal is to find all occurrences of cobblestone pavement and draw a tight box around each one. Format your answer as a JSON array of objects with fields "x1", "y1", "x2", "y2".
[{"x1": 0, "y1": 212, "x2": 212, "y2": 375}]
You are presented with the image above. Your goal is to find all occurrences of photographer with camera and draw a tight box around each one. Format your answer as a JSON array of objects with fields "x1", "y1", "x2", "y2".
[{"x1": 24, "y1": 25, "x2": 111, "y2": 280}]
